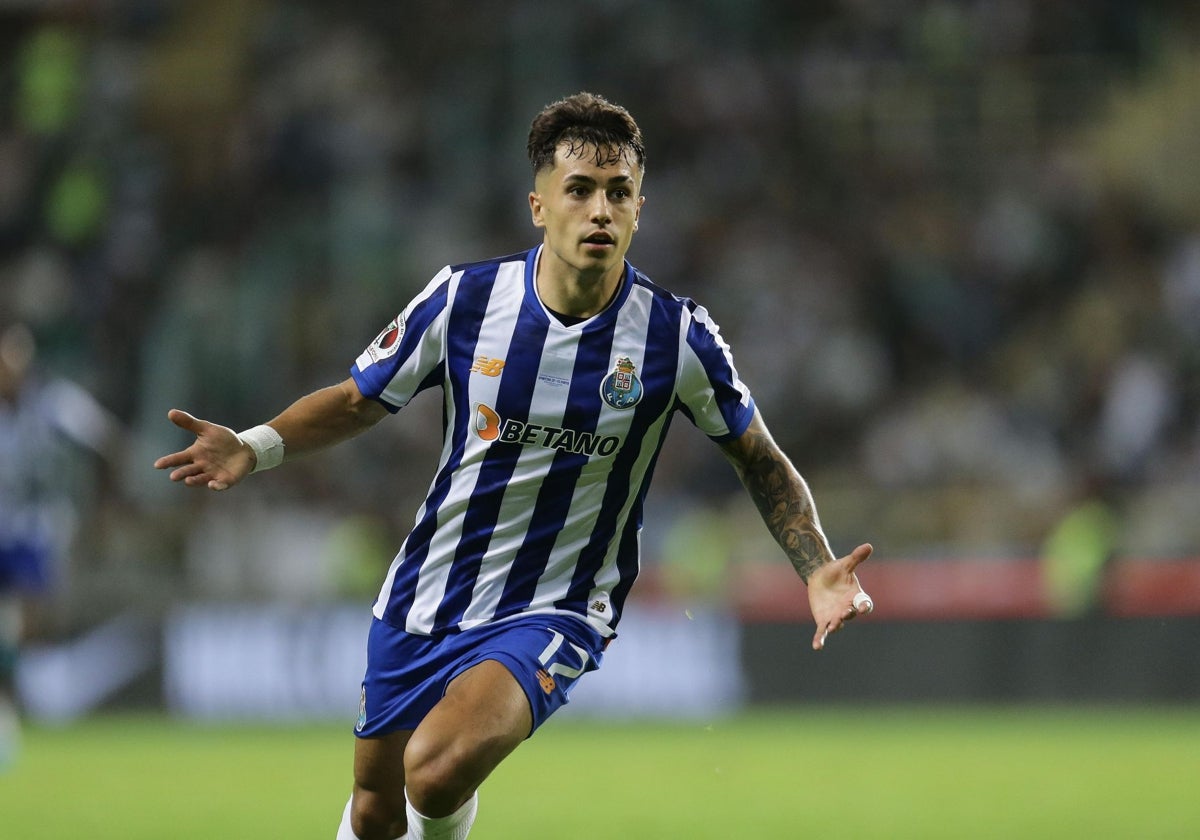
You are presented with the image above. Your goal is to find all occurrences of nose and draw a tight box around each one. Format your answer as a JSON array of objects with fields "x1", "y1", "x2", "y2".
[{"x1": 590, "y1": 193, "x2": 612, "y2": 224}]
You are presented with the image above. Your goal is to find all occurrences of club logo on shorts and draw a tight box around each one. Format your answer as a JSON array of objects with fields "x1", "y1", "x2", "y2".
[
  {"x1": 356, "y1": 685, "x2": 367, "y2": 732},
  {"x1": 600, "y1": 356, "x2": 643, "y2": 410}
]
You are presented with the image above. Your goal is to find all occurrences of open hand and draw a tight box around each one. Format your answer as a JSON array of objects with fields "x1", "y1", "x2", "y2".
[
  {"x1": 807, "y1": 543, "x2": 874, "y2": 650},
  {"x1": 153, "y1": 409, "x2": 253, "y2": 491}
]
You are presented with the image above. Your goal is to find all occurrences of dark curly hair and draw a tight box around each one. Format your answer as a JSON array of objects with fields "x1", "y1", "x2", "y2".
[{"x1": 527, "y1": 92, "x2": 645, "y2": 176}]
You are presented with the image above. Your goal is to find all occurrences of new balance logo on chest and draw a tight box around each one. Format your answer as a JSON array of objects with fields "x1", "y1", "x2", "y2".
[{"x1": 470, "y1": 356, "x2": 506, "y2": 376}]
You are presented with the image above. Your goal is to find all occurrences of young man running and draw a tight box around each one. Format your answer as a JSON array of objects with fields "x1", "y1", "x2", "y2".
[{"x1": 156, "y1": 92, "x2": 873, "y2": 840}]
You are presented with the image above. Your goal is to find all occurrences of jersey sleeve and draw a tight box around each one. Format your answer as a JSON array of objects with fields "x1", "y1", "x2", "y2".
[
  {"x1": 676, "y1": 301, "x2": 756, "y2": 441},
  {"x1": 351, "y1": 266, "x2": 453, "y2": 412}
]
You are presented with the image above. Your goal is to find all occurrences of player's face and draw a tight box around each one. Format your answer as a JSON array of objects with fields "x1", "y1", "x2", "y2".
[{"x1": 529, "y1": 142, "x2": 644, "y2": 282}]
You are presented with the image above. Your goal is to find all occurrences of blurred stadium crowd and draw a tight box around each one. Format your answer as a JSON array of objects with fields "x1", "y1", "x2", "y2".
[{"x1": 2, "y1": 0, "x2": 1199, "y2": 627}]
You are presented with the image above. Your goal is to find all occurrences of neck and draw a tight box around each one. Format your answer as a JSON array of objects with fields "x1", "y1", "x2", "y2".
[{"x1": 534, "y1": 248, "x2": 623, "y2": 318}]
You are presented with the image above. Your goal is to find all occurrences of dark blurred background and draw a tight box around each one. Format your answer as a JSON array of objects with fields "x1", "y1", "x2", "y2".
[{"x1": 2, "y1": 0, "x2": 1198, "y2": 719}]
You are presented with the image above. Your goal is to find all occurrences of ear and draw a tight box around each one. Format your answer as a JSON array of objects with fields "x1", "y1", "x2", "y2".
[
  {"x1": 529, "y1": 191, "x2": 545, "y2": 229},
  {"x1": 633, "y1": 194, "x2": 645, "y2": 232}
]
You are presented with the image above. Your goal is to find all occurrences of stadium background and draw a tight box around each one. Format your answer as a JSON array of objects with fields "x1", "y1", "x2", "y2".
[{"x1": 3, "y1": 0, "x2": 1199, "y2": 740}]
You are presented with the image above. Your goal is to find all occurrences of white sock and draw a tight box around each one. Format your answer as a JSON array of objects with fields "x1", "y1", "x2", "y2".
[
  {"x1": 404, "y1": 789, "x2": 478, "y2": 840},
  {"x1": 336, "y1": 793, "x2": 409, "y2": 840},
  {"x1": 335, "y1": 796, "x2": 359, "y2": 840}
]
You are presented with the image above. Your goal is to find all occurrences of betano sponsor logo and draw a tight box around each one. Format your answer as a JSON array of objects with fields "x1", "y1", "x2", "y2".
[{"x1": 472, "y1": 402, "x2": 620, "y2": 456}]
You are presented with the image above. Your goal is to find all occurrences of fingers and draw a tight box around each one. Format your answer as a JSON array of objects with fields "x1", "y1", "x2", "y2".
[
  {"x1": 168, "y1": 462, "x2": 206, "y2": 482},
  {"x1": 155, "y1": 411, "x2": 204, "y2": 470},
  {"x1": 840, "y1": 591, "x2": 874, "y2": 628},
  {"x1": 153, "y1": 409, "x2": 243, "y2": 493},
  {"x1": 153, "y1": 451, "x2": 189, "y2": 470},
  {"x1": 852, "y1": 590, "x2": 874, "y2": 614},
  {"x1": 155, "y1": 445, "x2": 207, "y2": 473},
  {"x1": 843, "y1": 543, "x2": 873, "y2": 572},
  {"x1": 173, "y1": 463, "x2": 233, "y2": 487},
  {"x1": 166, "y1": 408, "x2": 204, "y2": 431},
  {"x1": 170, "y1": 467, "x2": 231, "y2": 491},
  {"x1": 814, "y1": 614, "x2": 848, "y2": 650},
  {"x1": 814, "y1": 604, "x2": 852, "y2": 649},
  {"x1": 813, "y1": 605, "x2": 862, "y2": 650},
  {"x1": 813, "y1": 583, "x2": 875, "y2": 651}
]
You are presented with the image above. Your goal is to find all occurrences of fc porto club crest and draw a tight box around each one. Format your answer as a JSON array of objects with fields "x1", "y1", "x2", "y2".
[{"x1": 600, "y1": 355, "x2": 643, "y2": 410}]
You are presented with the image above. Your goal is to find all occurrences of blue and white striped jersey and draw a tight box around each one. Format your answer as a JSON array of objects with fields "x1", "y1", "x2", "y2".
[{"x1": 351, "y1": 247, "x2": 755, "y2": 638}]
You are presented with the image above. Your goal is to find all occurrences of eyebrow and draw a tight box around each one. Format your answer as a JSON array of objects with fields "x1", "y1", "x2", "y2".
[{"x1": 562, "y1": 173, "x2": 635, "y2": 186}]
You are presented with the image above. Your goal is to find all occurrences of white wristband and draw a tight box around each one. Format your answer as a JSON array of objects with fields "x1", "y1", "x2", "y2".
[{"x1": 237, "y1": 424, "x2": 285, "y2": 473}]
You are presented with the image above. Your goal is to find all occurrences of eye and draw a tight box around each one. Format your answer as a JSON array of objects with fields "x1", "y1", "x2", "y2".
[{"x1": 610, "y1": 189, "x2": 630, "y2": 201}]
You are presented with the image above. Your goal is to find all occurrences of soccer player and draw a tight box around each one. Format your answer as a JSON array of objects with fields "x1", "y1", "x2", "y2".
[
  {"x1": 155, "y1": 92, "x2": 874, "y2": 840},
  {"x1": 1, "y1": 322, "x2": 124, "y2": 768}
]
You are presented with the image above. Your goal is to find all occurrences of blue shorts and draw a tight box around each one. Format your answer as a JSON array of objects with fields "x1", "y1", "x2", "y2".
[{"x1": 355, "y1": 613, "x2": 605, "y2": 739}]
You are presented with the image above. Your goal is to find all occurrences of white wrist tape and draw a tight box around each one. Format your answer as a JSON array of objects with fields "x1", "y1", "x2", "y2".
[
  {"x1": 853, "y1": 591, "x2": 874, "y2": 614},
  {"x1": 237, "y1": 424, "x2": 285, "y2": 473}
]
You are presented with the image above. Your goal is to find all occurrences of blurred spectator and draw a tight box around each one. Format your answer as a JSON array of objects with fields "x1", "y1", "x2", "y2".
[
  {"x1": 1041, "y1": 484, "x2": 1121, "y2": 618},
  {"x1": 0, "y1": 322, "x2": 123, "y2": 765}
]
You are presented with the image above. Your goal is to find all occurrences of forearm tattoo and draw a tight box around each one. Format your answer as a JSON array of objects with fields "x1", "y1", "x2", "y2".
[{"x1": 729, "y1": 425, "x2": 832, "y2": 583}]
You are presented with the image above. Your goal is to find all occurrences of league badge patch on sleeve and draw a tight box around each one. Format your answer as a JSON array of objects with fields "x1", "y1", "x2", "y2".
[
  {"x1": 366, "y1": 313, "x2": 406, "y2": 364},
  {"x1": 600, "y1": 355, "x2": 643, "y2": 409}
]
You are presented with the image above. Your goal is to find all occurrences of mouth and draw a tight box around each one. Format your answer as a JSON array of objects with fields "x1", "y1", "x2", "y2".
[{"x1": 582, "y1": 231, "x2": 615, "y2": 248}]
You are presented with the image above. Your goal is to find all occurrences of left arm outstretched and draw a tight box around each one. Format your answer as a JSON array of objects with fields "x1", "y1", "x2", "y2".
[{"x1": 719, "y1": 410, "x2": 874, "y2": 650}]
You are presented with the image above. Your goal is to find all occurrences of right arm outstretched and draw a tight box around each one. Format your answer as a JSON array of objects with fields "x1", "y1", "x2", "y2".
[{"x1": 153, "y1": 377, "x2": 388, "y2": 491}]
